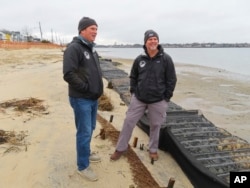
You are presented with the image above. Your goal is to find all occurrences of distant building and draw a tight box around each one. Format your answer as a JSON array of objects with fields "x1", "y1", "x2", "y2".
[
  {"x1": 0, "y1": 30, "x2": 40, "y2": 42},
  {"x1": 0, "y1": 30, "x2": 12, "y2": 41},
  {"x1": 0, "y1": 31, "x2": 5, "y2": 40},
  {"x1": 11, "y1": 31, "x2": 21, "y2": 41}
]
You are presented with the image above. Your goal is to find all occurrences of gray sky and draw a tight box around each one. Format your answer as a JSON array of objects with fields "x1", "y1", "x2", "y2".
[{"x1": 1, "y1": 0, "x2": 250, "y2": 45}]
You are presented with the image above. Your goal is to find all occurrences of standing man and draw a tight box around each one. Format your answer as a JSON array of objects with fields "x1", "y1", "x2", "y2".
[
  {"x1": 63, "y1": 17, "x2": 103, "y2": 181},
  {"x1": 110, "y1": 30, "x2": 177, "y2": 161}
]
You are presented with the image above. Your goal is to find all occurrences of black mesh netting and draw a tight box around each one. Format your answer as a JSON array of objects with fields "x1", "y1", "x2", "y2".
[{"x1": 100, "y1": 59, "x2": 250, "y2": 188}]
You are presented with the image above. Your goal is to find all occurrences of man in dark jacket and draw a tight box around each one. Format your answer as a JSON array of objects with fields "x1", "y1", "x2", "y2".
[
  {"x1": 110, "y1": 30, "x2": 177, "y2": 161},
  {"x1": 63, "y1": 17, "x2": 103, "y2": 181}
]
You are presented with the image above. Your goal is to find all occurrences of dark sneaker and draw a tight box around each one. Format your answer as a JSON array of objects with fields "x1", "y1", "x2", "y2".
[
  {"x1": 78, "y1": 166, "x2": 98, "y2": 181},
  {"x1": 110, "y1": 150, "x2": 126, "y2": 161},
  {"x1": 90, "y1": 152, "x2": 101, "y2": 163}
]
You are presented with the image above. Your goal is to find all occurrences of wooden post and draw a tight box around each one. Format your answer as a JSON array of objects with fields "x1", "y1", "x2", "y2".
[
  {"x1": 167, "y1": 177, "x2": 175, "y2": 188},
  {"x1": 109, "y1": 115, "x2": 114, "y2": 122},
  {"x1": 133, "y1": 137, "x2": 138, "y2": 148}
]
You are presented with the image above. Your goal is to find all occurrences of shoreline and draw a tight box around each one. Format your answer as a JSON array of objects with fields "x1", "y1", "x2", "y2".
[
  {"x1": 0, "y1": 48, "x2": 249, "y2": 187},
  {"x1": 108, "y1": 57, "x2": 250, "y2": 143},
  {"x1": 102, "y1": 55, "x2": 250, "y2": 80},
  {"x1": 97, "y1": 47, "x2": 250, "y2": 77}
]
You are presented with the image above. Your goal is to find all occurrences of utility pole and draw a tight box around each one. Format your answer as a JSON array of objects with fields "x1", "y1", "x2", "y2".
[
  {"x1": 39, "y1": 22, "x2": 43, "y2": 41},
  {"x1": 51, "y1": 29, "x2": 54, "y2": 43}
]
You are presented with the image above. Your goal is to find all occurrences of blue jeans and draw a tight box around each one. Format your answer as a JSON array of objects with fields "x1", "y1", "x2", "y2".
[{"x1": 69, "y1": 97, "x2": 98, "y2": 171}]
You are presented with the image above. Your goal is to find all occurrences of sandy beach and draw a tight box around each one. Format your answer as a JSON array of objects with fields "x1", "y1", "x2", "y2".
[{"x1": 0, "y1": 48, "x2": 249, "y2": 188}]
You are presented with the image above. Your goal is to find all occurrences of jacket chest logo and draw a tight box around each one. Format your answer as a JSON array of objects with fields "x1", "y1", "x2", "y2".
[
  {"x1": 139, "y1": 61, "x2": 146, "y2": 68},
  {"x1": 84, "y1": 51, "x2": 90, "y2": 59}
]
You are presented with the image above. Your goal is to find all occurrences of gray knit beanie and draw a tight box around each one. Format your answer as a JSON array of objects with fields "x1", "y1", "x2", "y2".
[
  {"x1": 78, "y1": 17, "x2": 98, "y2": 33},
  {"x1": 144, "y1": 30, "x2": 159, "y2": 44}
]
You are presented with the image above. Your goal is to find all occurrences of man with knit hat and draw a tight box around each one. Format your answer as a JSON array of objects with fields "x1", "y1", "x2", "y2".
[
  {"x1": 111, "y1": 29, "x2": 177, "y2": 162},
  {"x1": 63, "y1": 17, "x2": 103, "y2": 181}
]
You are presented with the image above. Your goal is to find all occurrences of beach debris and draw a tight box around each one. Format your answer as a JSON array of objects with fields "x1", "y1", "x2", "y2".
[
  {"x1": 0, "y1": 129, "x2": 29, "y2": 154},
  {"x1": 0, "y1": 130, "x2": 7, "y2": 144},
  {"x1": 97, "y1": 114, "x2": 160, "y2": 188},
  {"x1": 0, "y1": 130, "x2": 28, "y2": 145},
  {"x1": 117, "y1": 170, "x2": 126, "y2": 178},
  {"x1": 109, "y1": 115, "x2": 114, "y2": 122},
  {"x1": 139, "y1": 144, "x2": 144, "y2": 150},
  {"x1": 98, "y1": 93, "x2": 114, "y2": 111},
  {"x1": 99, "y1": 57, "x2": 112, "y2": 62},
  {"x1": 0, "y1": 97, "x2": 48, "y2": 114},
  {"x1": 0, "y1": 97, "x2": 49, "y2": 123},
  {"x1": 0, "y1": 98, "x2": 47, "y2": 153},
  {"x1": 151, "y1": 158, "x2": 154, "y2": 165},
  {"x1": 107, "y1": 81, "x2": 113, "y2": 89},
  {"x1": 167, "y1": 177, "x2": 175, "y2": 188},
  {"x1": 133, "y1": 137, "x2": 138, "y2": 148},
  {"x1": 95, "y1": 128, "x2": 106, "y2": 140}
]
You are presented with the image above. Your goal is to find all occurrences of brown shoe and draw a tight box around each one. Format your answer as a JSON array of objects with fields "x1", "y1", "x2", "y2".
[
  {"x1": 110, "y1": 150, "x2": 125, "y2": 161},
  {"x1": 149, "y1": 152, "x2": 159, "y2": 161}
]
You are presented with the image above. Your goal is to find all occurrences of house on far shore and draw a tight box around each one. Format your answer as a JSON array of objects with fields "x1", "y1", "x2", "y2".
[
  {"x1": 0, "y1": 31, "x2": 8, "y2": 40},
  {"x1": 0, "y1": 30, "x2": 35, "y2": 42}
]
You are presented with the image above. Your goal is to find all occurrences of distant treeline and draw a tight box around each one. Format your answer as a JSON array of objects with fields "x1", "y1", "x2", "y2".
[{"x1": 96, "y1": 43, "x2": 250, "y2": 48}]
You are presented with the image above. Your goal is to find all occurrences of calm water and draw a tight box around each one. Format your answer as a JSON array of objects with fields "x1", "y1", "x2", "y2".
[{"x1": 97, "y1": 47, "x2": 250, "y2": 76}]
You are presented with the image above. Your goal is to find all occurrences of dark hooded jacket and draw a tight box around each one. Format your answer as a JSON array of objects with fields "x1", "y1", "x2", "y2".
[
  {"x1": 63, "y1": 37, "x2": 103, "y2": 99},
  {"x1": 130, "y1": 45, "x2": 177, "y2": 104}
]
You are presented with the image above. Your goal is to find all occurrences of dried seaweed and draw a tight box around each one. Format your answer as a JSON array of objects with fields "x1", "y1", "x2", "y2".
[
  {"x1": 96, "y1": 90, "x2": 160, "y2": 187},
  {"x1": 0, "y1": 97, "x2": 47, "y2": 154},
  {"x1": 0, "y1": 97, "x2": 46, "y2": 112},
  {"x1": 0, "y1": 129, "x2": 28, "y2": 154},
  {"x1": 98, "y1": 94, "x2": 114, "y2": 111},
  {"x1": 0, "y1": 97, "x2": 49, "y2": 122},
  {"x1": 97, "y1": 114, "x2": 160, "y2": 188}
]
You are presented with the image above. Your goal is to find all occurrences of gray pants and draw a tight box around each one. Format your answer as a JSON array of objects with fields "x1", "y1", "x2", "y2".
[{"x1": 116, "y1": 95, "x2": 168, "y2": 153}]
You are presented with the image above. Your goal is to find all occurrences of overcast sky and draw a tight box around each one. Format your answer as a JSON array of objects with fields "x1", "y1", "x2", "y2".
[{"x1": 1, "y1": 0, "x2": 250, "y2": 45}]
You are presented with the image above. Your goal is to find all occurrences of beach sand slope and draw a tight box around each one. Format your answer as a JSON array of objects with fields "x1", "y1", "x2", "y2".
[{"x1": 1, "y1": 48, "x2": 249, "y2": 188}]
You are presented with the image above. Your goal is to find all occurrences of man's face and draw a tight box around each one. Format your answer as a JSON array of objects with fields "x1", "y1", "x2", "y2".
[
  {"x1": 81, "y1": 25, "x2": 98, "y2": 42},
  {"x1": 145, "y1": 37, "x2": 158, "y2": 51}
]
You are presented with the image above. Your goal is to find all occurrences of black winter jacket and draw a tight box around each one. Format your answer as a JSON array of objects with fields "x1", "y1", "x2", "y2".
[
  {"x1": 130, "y1": 45, "x2": 177, "y2": 104},
  {"x1": 63, "y1": 37, "x2": 103, "y2": 99}
]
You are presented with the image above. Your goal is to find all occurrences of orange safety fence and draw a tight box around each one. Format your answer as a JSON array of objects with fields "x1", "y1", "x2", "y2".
[{"x1": 0, "y1": 41, "x2": 64, "y2": 49}]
